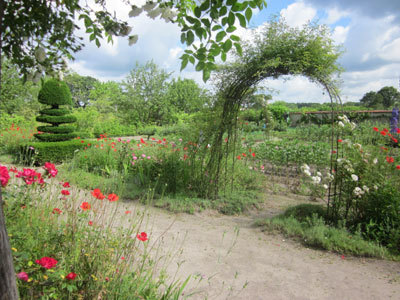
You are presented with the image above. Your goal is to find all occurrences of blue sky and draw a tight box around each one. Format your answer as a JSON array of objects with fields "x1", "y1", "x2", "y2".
[{"x1": 69, "y1": 0, "x2": 400, "y2": 103}]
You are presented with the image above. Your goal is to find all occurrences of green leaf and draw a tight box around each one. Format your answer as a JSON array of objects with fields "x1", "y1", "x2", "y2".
[
  {"x1": 89, "y1": 33, "x2": 95, "y2": 42},
  {"x1": 234, "y1": 42, "x2": 243, "y2": 56},
  {"x1": 219, "y1": 6, "x2": 227, "y2": 16},
  {"x1": 187, "y1": 30, "x2": 195, "y2": 45},
  {"x1": 200, "y1": 1, "x2": 210, "y2": 11},
  {"x1": 230, "y1": 34, "x2": 240, "y2": 41},
  {"x1": 228, "y1": 12, "x2": 235, "y2": 26},
  {"x1": 195, "y1": 27, "x2": 204, "y2": 40},
  {"x1": 203, "y1": 69, "x2": 211, "y2": 82},
  {"x1": 236, "y1": 13, "x2": 247, "y2": 28},
  {"x1": 221, "y1": 17, "x2": 228, "y2": 26},
  {"x1": 221, "y1": 52, "x2": 227, "y2": 62},
  {"x1": 232, "y1": 3, "x2": 244, "y2": 12},
  {"x1": 227, "y1": 0, "x2": 236, "y2": 6},
  {"x1": 223, "y1": 39, "x2": 232, "y2": 52},
  {"x1": 194, "y1": 7, "x2": 201, "y2": 18},
  {"x1": 189, "y1": 56, "x2": 195, "y2": 64},
  {"x1": 181, "y1": 33, "x2": 186, "y2": 44},
  {"x1": 84, "y1": 17, "x2": 92, "y2": 28},
  {"x1": 210, "y1": 45, "x2": 221, "y2": 56},
  {"x1": 186, "y1": 16, "x2": 197, "y2": 24},
  {"x1": 201, "y1": 18, "x2": 211, "y2": 27},
  {"x1": 195, "y1": 61, "x2": 205, "y2": 71},
  {"x1": 226, "y1": 26, "x2": 237, "y2": 33},
  {"x1": 212, "y1": 25, "x2": 222, "y2": 31},
  {"x1": 95, "y1": 38, "x2": 100, "y2": 47},
  {"x1": 180, "y1": 58, "x2": 188, "y2": 71},
  {"x1": 245, "y1": 7, "x2": 252, "y2": 22},
  {"x1": 216, "y1": 31, "x2": 226, "y2": 42}
]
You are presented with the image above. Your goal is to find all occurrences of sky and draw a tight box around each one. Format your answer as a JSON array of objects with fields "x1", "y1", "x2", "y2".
[{"x1": 68, "y1": 0, "x2": 400, "y2": 103}]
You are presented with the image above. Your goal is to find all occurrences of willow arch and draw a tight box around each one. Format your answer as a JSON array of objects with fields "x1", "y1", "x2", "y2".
[{"x1": 201, "y1": 20, "x2": 343, "y2": 199}]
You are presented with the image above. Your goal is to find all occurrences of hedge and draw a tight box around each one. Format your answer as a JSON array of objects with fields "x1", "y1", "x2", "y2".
[
  {"x1": 36, "y1": 115, "x2": 77, "y2": 125},
  {"x1": 38, "y1": 79, "x2": 73, "y2": 106},
  {"x1": 36, "y1": 125, "x2": 75, "y2": 134},
  {"x1": 34, "y1": 132, "x2": 77, "y2": 142},
  {"x1": 20, "y1": 140, "x2": 86, "y2": 164}
]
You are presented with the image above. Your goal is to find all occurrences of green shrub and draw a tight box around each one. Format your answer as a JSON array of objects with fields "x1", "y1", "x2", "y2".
[
  {"x1": 37, "y1": 125, "x2": 75, "y2": 134},
  {"x1": 35, "y1": 79, "x2": 76, "y2": 142},
  {"x1": 20, "y1": 139, "x2": 85, "y2": 164},
  {"x1": 282, "y1": 204, "x2": 327, "y2": 222}
]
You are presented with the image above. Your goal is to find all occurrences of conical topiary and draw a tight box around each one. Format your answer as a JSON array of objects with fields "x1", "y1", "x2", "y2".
[{"x1": 34, "y1": 79, "x2": 77, "y2": 142}]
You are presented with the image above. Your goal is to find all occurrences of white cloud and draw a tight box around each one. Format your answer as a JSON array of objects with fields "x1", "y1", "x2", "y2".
[
  {"x1": 332, "y1": 25, "x2": 349, "y2": 44},
  {"x1": 323, "y1": 7, "x2": 349, "y2": 24},
  {"x1": 280, "y1": 1, "x2": 317, "y2": 27}
]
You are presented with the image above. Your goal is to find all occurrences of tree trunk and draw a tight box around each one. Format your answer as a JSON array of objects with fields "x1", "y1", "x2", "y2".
[{"x1": 0, "y1": 187, "x2": 19, "y2": 300}]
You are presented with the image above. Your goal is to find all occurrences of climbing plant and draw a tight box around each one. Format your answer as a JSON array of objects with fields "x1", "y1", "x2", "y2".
[{"x1": 200, "y1": 19, "x2": 343, "y2": 198}]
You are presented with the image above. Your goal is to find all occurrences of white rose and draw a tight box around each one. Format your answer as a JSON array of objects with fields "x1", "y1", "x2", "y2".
[
  {"x1": 373, "y1": 158, "x2": 378, "y2": 164},
  {"x1": 351, "y1": 174, "x2": 358, "y2": 181},
  {"x1": 338, "y1": 121, "x2": 345, "y2": 127}
]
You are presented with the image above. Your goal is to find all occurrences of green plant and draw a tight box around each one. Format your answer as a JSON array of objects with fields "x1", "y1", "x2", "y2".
[{"x1": 35, "y1": 79, "x2": 77, "y2": 142}]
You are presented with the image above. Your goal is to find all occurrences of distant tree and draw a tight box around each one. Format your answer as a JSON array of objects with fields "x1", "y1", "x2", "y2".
[
  {"x1": 360, "y1": 91, "x2": 384, "y2": 108},
  {"x1": 89, "y1": 81, "x2": 125, "y2": 114},
  {"x1": 121, "y1": 61, "x2": 172, "y2": 126},
  {"x1": 166, "y1": 78, "x2": 210, "y2": 113},
  {"x1": 64, "y1": 72, "x2": 99, "y2": 108},
  {"x1": 378, "y1": 86, "x2": 400, "y2": 108},
  {"x1": 0, "y1": 59, "x2": 40, "y2": 115},
  {"x1": 242, "y1": 93, "x2": 271, "y2": 109}
]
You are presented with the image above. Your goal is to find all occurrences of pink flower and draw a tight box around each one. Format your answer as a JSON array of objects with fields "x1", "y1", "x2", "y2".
[
  {"x1": 0, "y1": 165, "x2": 10, "y2": 187},
  {"x1": 43, "y1": 162, "x2": 58, "y2": 177},
  {"x1": 141, "y1": 154, "x2": 146, "y2": 158},
  {"x1": 35, "y1": 257, "x2": 58, "y2": 269},
  {"x1": 17, "y1": 272, "x2": 29, "y2": 282}
]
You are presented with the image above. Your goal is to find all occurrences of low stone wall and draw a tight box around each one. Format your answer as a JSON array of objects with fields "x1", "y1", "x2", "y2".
[{"x1": 289, "y1": 110, "x2": 392, "y2": 126}]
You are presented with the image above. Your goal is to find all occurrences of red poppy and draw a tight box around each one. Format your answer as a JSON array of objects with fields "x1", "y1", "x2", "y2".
[
  {"x1": 62, "y1": 182, "x2": 70, "y2": 188},
  {"x1": 373, "y1": 127, "x2": 379, "y2": 132},
  {"x1": 380, "y1": 131, "x2": 386, "y2": 136},
  {"x1": 242, "y1": 153, "x2": 247, "y2": 157},
  {"x1": 392, "y1": 138, "x2": 398, "y2": 143},
  {"x1": 237, "y1": 155, "x2": 241, "y2": 160},
  {"x1": 88, "y1": 221, "x2": 93, "y2": 226},
  {"x1": 383, "y1": 128, "x2": 389, "y2": 132},
  {"x1": 80, "y1": 202, "x2": 91, "y2": 211},
  {"x1": 396, "y1": 165, "x2": 400, "y2": 170},
  {"x1": 332, "y1": 150, "x2": 337, "y2": 154},
  {"x1": 66, "y1": 272, "x2": 77, "y2": 280},
  {"x1": 140, "y1": 138, "x2": 146, "y2": 144},
  {"x1": 337, "y1": 139, "x2": 343, "y2": 142},
  {"x1": 81, "y1": 140, "x2": 84, "y2": 143},
  {"x1": 137, "y1": 232, "x2": 148, "y2": 241},
  {"x1": 121, "y1": 257, "x2": 125, "y2": 260},
  {"x1": 108, "y1": 193, "x2": 119, "y2": 202},
  {"x1": 61, "y1": 190, "x2": 70, "y2": 196},
  {"x1": 35, "y1": 257, "x2": 58, "y2": 269},
  {"x1": 91, "y1": 188, "x2": 105, "y2": 200},
  {"x1": 125, "y1": 210, "x2": 131, "y2": 214},
  {"x1": 251, "y1": 152, "x2": 256, "y2": 157},
  {"x1": 52, "y1": 208, "x2": 62, "y2": 215},
  {"x1": 386, "y1": 156, "x2": 394, "y2": 163},
  {"x1": 397, "y1": 128, "x2": 400, "y2": 134}
]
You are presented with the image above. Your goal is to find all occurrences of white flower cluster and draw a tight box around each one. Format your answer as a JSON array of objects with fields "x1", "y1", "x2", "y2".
[
  {"x1": 337, "y1": 115, "x2": 356, "y2": 130},
  {"x1": 353, "y1": 185, "x2": 370, "y2": 198},
  {"x1": 337, "y1": 158, "x2": 354, "y2": 173},
  {"x1": 301, "y1": 164, "x2": 332, "y2": 188}
]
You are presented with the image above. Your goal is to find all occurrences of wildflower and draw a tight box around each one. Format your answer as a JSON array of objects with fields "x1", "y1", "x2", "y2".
[
  {"x1": 80, "y1": 202, "x2": 91, "y2": 211},
  {"x1": 91, "y1": 188, "x2": 105, "y2": 200},
  {"x1": 373, "y1": 127, "x2": 379, "y2": 132},
  {"x1": 121, "y1": 257, "x2": 125, "y2": 260},
  {"x1": 133, "y1": 156, "x2": 137, "y2": 160},
  {"x1": 137, "y1": 232, "x2": 148, "y2": 241},
  {"x1": 66, "y1": 272, "x2": 77, "y2": 280},
  {"x1": 147, "y1": 156, "x2": 151, "y2": 159},
  {"x1": 251, "y1": 152, "x2": 256, "y2": 158},
  {"x1": 397, "y1": 128, "x2": 400, "y2": 134},
  {"x1": 88, "y1": 221, "x2": 93, "y2": 226},
  {"x1": 362, "y1": 185, "x2": 369, "y2": 193},
  {"x1": 125, "y1": 210, "x2": 131, "y2": 214},
  {"x1": 0, "y1": 165, "x2": 10, "y2": 187},
  {"x1": 17, "y1": 272, "x2": 29, "y2": 282},
  {"x1": 140, "y1": 138, "x2": 146, "y2": 144},
  {"x1": 337, "y1": 139, "x2": 343, "y2": 143},
  {"x1": 380, "y1": 131, "x2": 386, "y2": 136},
  {"x1": 323, "y1": 184, "x2": 328, "y2": 190},
  {"x1": 396, "y1": 165, "x2": 400, "y2": 170},
  {"x1": 52, "y1": 208, "x2": 62, "y2": 215},
  {"x1": 108, "y1": 193, "x2": 119, "y2": 202},
  {"x1": 141, "y1": 154, "x2": 146, "y2": 158},
  {"x1": 35, "y1": 257, "x2": 58, "y2": 269},
  {"x1": 351, "y1": 174, "x2": 358, "y2": 181},
  {"x1": 237, "y1": 155, "x2": 241, "y2": 160},
  {"x1": 386, "y1": 156, "x2": 394, "y2": 163},
  {"x1": 61, "y1": 190, "x2": 70, "y2": 196},
  {"x1": 62, "y1": 182, "x2": 70, "y2": 188},
  {"x1": 44, "y1": 162, "x2": 58, "y2": 177}
]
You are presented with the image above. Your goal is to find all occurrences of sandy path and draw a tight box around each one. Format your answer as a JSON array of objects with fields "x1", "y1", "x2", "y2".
[{"x1": 114, "y1": 197, "x2": 400, "y2": 300}]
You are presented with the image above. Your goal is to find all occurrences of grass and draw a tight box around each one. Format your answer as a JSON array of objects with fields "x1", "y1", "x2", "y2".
[{"x1": 256, "y1": 204, "x2": 400, "y2": 260}]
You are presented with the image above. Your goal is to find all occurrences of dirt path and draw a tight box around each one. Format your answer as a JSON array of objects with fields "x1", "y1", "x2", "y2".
[{"x1": 115, "y1": 195, "x2": 400, "y2": 300}]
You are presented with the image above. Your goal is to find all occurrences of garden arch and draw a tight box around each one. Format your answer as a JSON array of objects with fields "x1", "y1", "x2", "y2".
[{"x1": 201, "y1": 20, "x2": 343, "y2": 198}]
